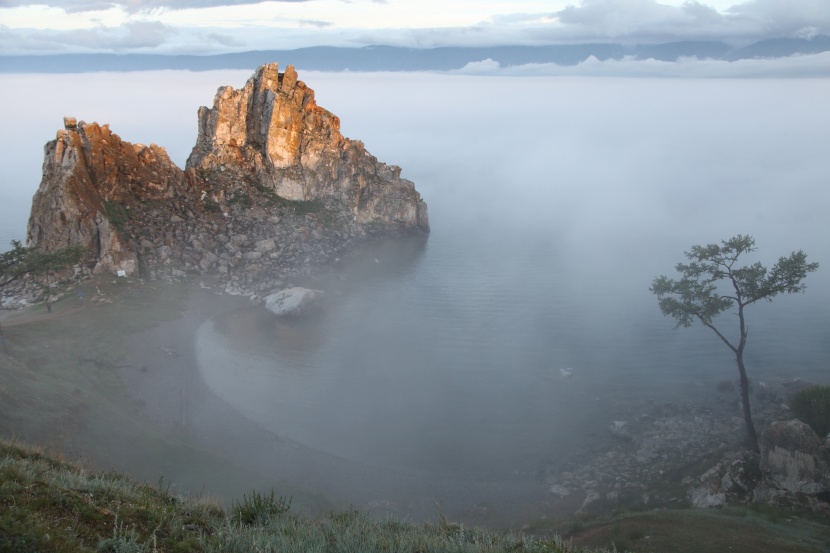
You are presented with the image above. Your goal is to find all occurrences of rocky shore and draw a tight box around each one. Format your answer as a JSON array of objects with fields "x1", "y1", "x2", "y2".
[
  {"x1": 543, "y1": 377, "x2": 830, "y2": 516},
  {"x1": 12, "y1": 62, "x2": 427, "y2": 308}
]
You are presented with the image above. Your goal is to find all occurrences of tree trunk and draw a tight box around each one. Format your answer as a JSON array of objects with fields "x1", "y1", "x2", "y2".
[{"x1": 736, "y1": 351, "x2": 759, "y2": 452}]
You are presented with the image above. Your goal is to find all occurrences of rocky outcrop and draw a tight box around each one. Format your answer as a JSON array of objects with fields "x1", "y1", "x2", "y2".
[
  {"x1": 24, "y1": 64, "x2": 428, "y2": 288},
  {"x1": 687, "y1": 451, "x2": 761, "y2": 508},
  {"x1": 685, "y1": 420, "x2": 830, "y2": 513},
  {"x1": 542, "y1": 378, "x2": 828, "y2": 516},
  {"x1": 758, "y1": 419, "x2": 830, "y2": 495},
  {"x1": 544, "y1": 400, "x2": 749, "y2": 514},
  {"x1": 186, "y1": 63, "x2": 428, "y2": 230},
  {"x1": 27, "y1": 117, "x2": 187, "y2": 275}
]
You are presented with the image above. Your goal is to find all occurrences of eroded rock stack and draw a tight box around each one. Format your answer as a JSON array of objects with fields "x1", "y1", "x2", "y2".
[
  {"x1": 25, "y1": 63, "x2": 429, "y2": 294},
  {"x1": 27, "y1": 117, "x2": 187, "y2": 276},
  {"x1": 187, "y1": 63, "x2": 428, "y2": 229}
]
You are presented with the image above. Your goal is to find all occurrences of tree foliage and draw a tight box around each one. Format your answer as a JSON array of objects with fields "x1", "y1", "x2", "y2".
[
  {"x1": 789, "y1": 385, "x2": 830, "y2": 439},
  {"x1": 650, "y1": 234, "x2": 818, "y2": 451},
  {"x1": 0, "y1": 240, "x2": 87, "y2": 289}
]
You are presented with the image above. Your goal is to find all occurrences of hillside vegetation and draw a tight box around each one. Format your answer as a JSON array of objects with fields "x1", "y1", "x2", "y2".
[{"x1": 0, "y1": 439, "x2": 597, "y2": 553}]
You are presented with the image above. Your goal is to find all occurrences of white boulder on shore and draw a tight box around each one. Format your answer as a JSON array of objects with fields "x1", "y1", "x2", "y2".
[{"x1": 264, "y1": 287, "x2": 323, "y2": 317}]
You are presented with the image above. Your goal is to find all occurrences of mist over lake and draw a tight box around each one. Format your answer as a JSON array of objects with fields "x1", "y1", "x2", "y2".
[{"x1": 1, "y1": 70, "x2": 828, "y2": 520}]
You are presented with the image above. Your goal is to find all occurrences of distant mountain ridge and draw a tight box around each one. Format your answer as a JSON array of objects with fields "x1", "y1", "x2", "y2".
[{"x1": 1, "y1": 36, "x2": 829, "y2": 73}]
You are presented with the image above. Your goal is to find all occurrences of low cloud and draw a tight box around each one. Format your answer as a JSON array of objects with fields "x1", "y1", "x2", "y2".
[
  {"x1": 205, "y1": 32, "x2": 245, "y2": 48},
  {"x1": 726, "y1": 0, "x2": 830, "y2": 38},
  {"x1": 453, "y1": 51, "x2": 830, "y2": 78},
  {"x1": 0, "y1": 0, "x2": 312, "y2": 13},
  {"x1": 1, "y1": 0, "x2": 829, "y2": 55},
  {"x1": 0, "y1": 20, "x2": 173, "y2": 52},
  {"x1": 342, "y1": 1, "x2": 830, "y2": 50},
  {"x1": 298, "y1": 19, "x2": 334, "y2": 28},
  {"x1": 0, "y1": 1, "x2": 115, "y2": 13},
  {"x1": 548, "y1": 0, "x2": 830, "y2": 42}
]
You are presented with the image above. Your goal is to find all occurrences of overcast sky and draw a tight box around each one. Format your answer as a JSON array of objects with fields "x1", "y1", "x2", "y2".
[{"x1": 1, "y1": 0, "x2": 828, "y2": 55}]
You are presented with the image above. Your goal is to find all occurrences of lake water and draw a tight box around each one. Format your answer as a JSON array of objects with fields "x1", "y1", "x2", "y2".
[{"x1": 2, "y1": 71, "x2": 829, "y2": 517}]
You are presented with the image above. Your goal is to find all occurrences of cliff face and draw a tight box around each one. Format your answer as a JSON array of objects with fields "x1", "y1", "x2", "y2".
[
  {"x1": 27, "y1": 117, "x2": 188, "y2": 275},
  {"x1": 186, "y1": 63, "x2": 428, "y2": 228},
  {"x1": 25, "y1": 64, "x2": 428, "y2": 291}
]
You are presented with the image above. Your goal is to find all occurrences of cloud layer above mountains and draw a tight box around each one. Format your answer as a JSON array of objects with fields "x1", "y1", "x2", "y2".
[{"x1": 0, "y1": 0, "x2": 828, "y2": 56}]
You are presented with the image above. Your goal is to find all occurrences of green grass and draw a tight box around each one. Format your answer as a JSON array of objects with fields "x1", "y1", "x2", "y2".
[
  {"x1": 541, "y1": 508, "x2": 830, "y2": 553},
  {"x1": 1, "y1": 438, "x2": 224, "y2": 552},
  {"x1": 0, "y1": 438, "x2": 601, "y2": 553}
]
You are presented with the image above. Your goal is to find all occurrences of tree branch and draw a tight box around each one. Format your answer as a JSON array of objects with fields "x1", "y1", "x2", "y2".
[{"x1": 698, "y1": 315, "x2": 738, "y2": 354}]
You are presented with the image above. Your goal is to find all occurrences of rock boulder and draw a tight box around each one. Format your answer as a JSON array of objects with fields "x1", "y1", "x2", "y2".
[
  {"x1": 264, "y1": 287, "x2": 323, "y2": 317},
  {"x1": 759, "y1": 419, "x2": 830, "y2": 494}
]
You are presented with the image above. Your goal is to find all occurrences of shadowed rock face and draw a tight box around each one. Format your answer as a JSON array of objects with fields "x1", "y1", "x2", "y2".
[
  {"x1": 25, "y1": 64, "x2": 429, "y2": 282},
  {"x1": 186, "y1": 63, "x2": 429, "y2": 229}
]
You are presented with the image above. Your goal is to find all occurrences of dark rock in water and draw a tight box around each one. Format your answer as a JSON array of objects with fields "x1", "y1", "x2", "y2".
[{"x1": 23, "y1": 63, "x2": 429, "y2": 295}]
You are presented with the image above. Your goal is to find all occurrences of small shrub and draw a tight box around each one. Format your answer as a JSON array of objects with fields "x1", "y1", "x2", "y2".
[
  {"x1": 250, "y1": 180, "x2": 281, "y2": 206},
  {"x1": 97, "y1": 512, "x2": 157, "y2": 553},
  {"x1": 328, "y1": 506, "x2": 361, "y2": 527},
  {"x1": 789, "y1": 385, "x2": 830, "y2": 438},
  {"x1": 228, "y1": 192, "x2": 253, "y2": 209},
  {"x1": 203, "y1": 199, "x2": 222, "y2": 213},
  {"x1": 291, "y1": 198, "x2": 323, "y2": 214},
  {"x1": 104, "y1": 200, "x2": 129, "y2": 232},
  {"x1": 230, "y1": 490, "x2": 291, "y2": 526}
]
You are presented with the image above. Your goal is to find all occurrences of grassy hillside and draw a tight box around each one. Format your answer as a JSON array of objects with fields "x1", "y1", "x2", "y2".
[
  {"x1": 548, "y1": 507, "x2": 830, "y2": 553},
  {"x1": 5, "y1": 439, "x2": 830, "y2": 553},
  {"x1": 1, "y1": 438, "x2": 594, "y2": 553}
]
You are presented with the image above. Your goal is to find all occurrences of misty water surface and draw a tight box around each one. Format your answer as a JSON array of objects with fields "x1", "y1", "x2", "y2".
[{"x1": 1, "y1": 71, "x2": 829, "y2": 507}]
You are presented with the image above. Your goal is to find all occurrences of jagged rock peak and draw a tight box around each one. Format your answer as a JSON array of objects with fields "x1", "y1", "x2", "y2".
[
  {"x1": 187, "y1": 63, "x2": 428, "y2": 231},
  {"x1": 187, "y1": 63, "x2": 334, "y2": 172},
  {"x1": 24, "y1": 62, "x2": 429, "y2": 287},
  {"x1": 27, "y1": 118, "x2": 187, "y2": 275}
]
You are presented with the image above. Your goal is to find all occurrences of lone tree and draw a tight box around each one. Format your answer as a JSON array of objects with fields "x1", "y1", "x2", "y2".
[{"x1": 650, "y1": 234, "x2": 818, "y2": 452}]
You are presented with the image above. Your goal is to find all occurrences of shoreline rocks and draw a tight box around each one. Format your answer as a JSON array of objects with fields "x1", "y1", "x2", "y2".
[{"x1": 545, "y1": 378, "x2": 830, "y2": 516}]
